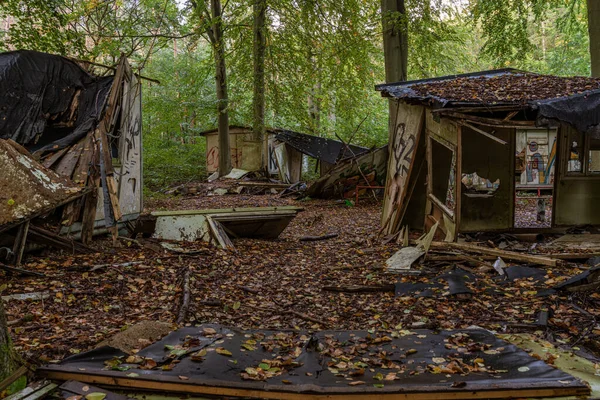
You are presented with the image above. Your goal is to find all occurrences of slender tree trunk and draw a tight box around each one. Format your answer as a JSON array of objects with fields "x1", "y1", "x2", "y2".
[
  {"x1": 0, "y1": 299, "x2": 18, "y2": 380},
  {"x1": 253, "y1": 0, "x2": 267, "y2": 171},
  {"x1": 588, "y1": 0, "x2": 600, "y2": 77},
  {"x1": 381, "y1": 0, "x2": 408, "y2": 83},
  {"x1": 211, "y1": 0, "x2": 231, "y2": 176}
]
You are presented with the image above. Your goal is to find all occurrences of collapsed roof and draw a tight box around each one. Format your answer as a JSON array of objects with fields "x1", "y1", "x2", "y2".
[
  {"x1": 274, "y1": 129, "x2": 369, "y2": 165},
  {"x1": 0, "y1": 50, "x2": 113, "y2": 155},
  {"x1": 0, "y1": 139, "x2": 83, "y2": 230},
  {"x1": 376, "y1": 69, "x2": 600, "y2": 134},
  {"x1": 0, "y1": 50, "x2": 142, "y2": 240}
]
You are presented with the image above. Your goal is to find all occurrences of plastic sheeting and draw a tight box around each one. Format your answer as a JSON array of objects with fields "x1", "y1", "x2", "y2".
[
  {"x1": 39, "y1": 324, "x2": 588, "y2": 398},
  {"x1": 275, "y1": 130, "x2": 368, "y2": 165},
  {"x1": 535, "y1": 90, "x2": 600, "y2": 135},
  {"x1": 0, "y1": 50, "x2": 113, "y2": 154}
]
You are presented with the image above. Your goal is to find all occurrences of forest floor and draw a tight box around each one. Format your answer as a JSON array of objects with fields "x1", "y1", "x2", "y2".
[{"x1": 2, "y1": 183, "x2": 600, "y2": 366}]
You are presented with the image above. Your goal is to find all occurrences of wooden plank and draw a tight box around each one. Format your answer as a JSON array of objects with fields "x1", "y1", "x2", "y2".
[
  {"x1": 59, "y1": 381, "x2": 131, "y2": 400},
  {"x1": 81, "y1": 178, "x2": 100, "y2": 245},
  {"x1": 11, "y1": 221, "x2": 29, "y2": 266},
  {"x1": 440, "y1": 111, "x2": 535, "y2": 127},
  {"x1": 0, "y1": 366, "x2": 28, "y2": 393},
  {"x1": 454, "y1": 125, "x2": 462, "y2": 238},
  {"x1": 41, "y1": 147, "x2": 70, "y2": 169},
  {"x1": 36, "y1": 370, "x2": 589, "y2": 400},
  {"x1": 459, "y1": 122, "x2": 507, "y2": 145},
  {"x1": 206, "y1": 216, "x2": 234, "y2": 249},
  {"x1": 428, "y1": 193, "x2": 454, "y2": 219},
  {"x1": 3, "y1": 381, "x2": 56, "y2": 400},
  {"x1": 21, "y1": 381, "x2": 57, "y2": 400},
  {"x1": 237, "y1": 182, "x2": 291, "y2": 188},
  {"x1": 431, "y1": 105, "x2": 528, "y2": 114},
  {"x1": 28, "y1": 225, "x2": 94, "y2": 254},
  {"x1": 429, "y1": 241, "x2": 561, "y2": 267},
  {"x1": 54, "y1": 139, "x2": 85, "y2": 179}
]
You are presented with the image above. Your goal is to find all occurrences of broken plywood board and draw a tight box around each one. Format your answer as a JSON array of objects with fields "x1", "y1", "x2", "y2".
[
  {"x1": 38, "y1": 324, "x2": 589, "y2": 399},
  {"x1": 96, "y1": 321, "x2": 173, "y2": 354},
  {"x1": 386, "y1": 222, "x2": 437, "y2": 273},
  {"x1": 4, "y1": 381, "x2": 57, "y2": 400},
  {"x1": 149, "y1": 207, "x2": 303, "y2": 246},
  {"x1": 500, "y1": 333, "x2": 600, "y2": 399},
  {"x1": 0, "y1": 139, "x2": 83, "y2": 230},
  {"x1": 223, "y1": 168, "x2": 250, "y2": 180},
  {"x1": 59, "y1": 381, "x2": 132, "y2": 400},
  {"x1": 550, "y1": 234, "x2": 600, "y2": 251}
]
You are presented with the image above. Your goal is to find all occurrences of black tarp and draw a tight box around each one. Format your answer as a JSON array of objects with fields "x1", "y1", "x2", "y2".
[
  {"x1": 39, "y1": 324, "x2": 588, "y2": 398},
  {"x1": 534, "y1": 90, "x2": 600, "y2": 135},
  {"x1": 275, "y1": 130, "x2": 368, "y2": 165},
  {"x1": 0, "y1": 50, "x2": 113, "y2": 154}
]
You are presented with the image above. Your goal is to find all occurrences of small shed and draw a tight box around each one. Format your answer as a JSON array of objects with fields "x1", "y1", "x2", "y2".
[
  {"x1": 199, "y1": 126, "x2": 369, "y2": 184},
  {"x1": 376, "y1": 69, "x2": 600, "y2": 238}
]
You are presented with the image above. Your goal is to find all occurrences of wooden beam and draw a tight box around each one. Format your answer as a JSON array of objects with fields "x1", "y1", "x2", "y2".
[
  {"x1": 0, "y1": 366, "x2": 28, "y2": 392},
  {"x1": 11, "y1": 221, "x2": 29, "y2": 266},
  {"x1": 36, "y1": 370, "x2": 589, "y2": 400},
  {"x1": 459, "y1": 122, "x2": 508, "y2": 145},
  {"x1": 27, "y1": 225, "x2": 94, "y2": 254},
  {"x1": 431, "y1": 105, "x2": 529, "y2": 114},
  {"x1": 429, "y1": 241, "x2": 561, "y2": 267},
  {"x1": 503, "y1": 111, "x2": 519, "y2": 121},
  {"x1": 440, "y1": 111, "x2": 535, "y2": 127}
]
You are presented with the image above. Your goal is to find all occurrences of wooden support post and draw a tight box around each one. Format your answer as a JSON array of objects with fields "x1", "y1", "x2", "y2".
[{"x1": 12, "y1": 221, "x2": 29, "y2": 267}]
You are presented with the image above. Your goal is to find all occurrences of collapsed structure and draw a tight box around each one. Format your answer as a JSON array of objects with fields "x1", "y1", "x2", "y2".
[
  {"x1": 377, "y1": 69, "x2": 600, "y2": 238},
  {"x1": 200, "y1": 125, "x2": 387, "y2": 198},
  {"x1": 0, "y1": 50, "x2": 142, "y2": 247}
]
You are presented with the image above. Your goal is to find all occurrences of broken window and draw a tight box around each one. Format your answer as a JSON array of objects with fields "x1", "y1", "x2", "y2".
[
  {"x1": 430, "y1": 138, "x2": 455, "y2": 211},
  {"x1": 567, "y1": 129, "x2": 583, "y2": 173},
  {"x1": 588, "y1": 137, "x2": 600, "y2": 173},
  {"x1": 461, "y1": 172, "x2": 500, "y2": 196}
]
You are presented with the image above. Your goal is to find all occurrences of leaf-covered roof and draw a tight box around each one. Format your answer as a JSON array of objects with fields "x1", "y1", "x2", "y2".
[{"x1": 376, "y1": 69, "x2": 600, "y2": 106}]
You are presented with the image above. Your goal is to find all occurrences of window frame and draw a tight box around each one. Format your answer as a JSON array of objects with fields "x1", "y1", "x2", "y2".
[{"x1": 565, "y1": 129, "x2": 600, "y2": 177}]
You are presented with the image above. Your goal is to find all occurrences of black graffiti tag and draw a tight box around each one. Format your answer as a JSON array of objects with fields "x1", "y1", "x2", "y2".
[{"x1": 393, "y1": 122, "x2": 415, "y2": 176}]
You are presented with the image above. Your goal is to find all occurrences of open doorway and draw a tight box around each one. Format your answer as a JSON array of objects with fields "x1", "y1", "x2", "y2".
[{"x1": 514, "y1": 129, "x2": 556, "y2": 228}]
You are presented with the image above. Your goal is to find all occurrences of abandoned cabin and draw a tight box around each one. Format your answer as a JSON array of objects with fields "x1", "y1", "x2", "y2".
[
  {"x1": 377, "y1": 69, "x2": 600, "y2": 238},
  {"x1": 0, "y1": 50, "x2": 142, "y2": 248}
]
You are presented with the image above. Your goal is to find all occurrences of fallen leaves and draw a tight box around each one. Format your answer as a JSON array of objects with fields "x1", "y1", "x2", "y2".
[
  {"x1": 2, "y1": 186, "x2": 598, "y2": 372},
  {"x1": 407, "y1": 74, "x2": 600, "y2": 105}
]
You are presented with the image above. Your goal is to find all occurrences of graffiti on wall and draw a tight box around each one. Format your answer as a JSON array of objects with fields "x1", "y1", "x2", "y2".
[
  {"x1": 206, "y1": 146, "x2": 243, "y2": 171},
  {"x1": 381, "y1": 103, "x2": 424, "y2": 234}
]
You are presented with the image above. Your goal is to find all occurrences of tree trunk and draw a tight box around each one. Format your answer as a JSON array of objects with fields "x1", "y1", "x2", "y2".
[
  {"x1": 0, "y1": 298, "x2": 18, "y2": 381},
  {"x1": 381, "y1": 0, "x2": 408, "y2": 83},
  {"x1": 212, "y1": 0, "x2": 231, "y2": 177},
  {"x1": 588, "y1": 0, "x2": 600, "y2": 77},
  {"x1": 253, "y1": 0, "x2": 267, "y2": 171}
]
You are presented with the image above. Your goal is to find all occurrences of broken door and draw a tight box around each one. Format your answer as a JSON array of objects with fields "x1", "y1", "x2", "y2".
[{"x1": 460, "y1": 126, "x2": 514, "y2": 232}]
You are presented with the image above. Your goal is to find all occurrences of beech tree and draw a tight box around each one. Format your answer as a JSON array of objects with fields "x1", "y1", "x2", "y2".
[
  {"x1": 191, "y1": 0, "x2": 232, "y2": 177},
  {"x1": 381, "y1": 0, "x2": 408, "y2": 83},
  {"x1": 252, "y1": 0, "x2": 268, "y2": 171},
  {"x1": 588, "y1": 0, "x2": 600, "y2": 76}
]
